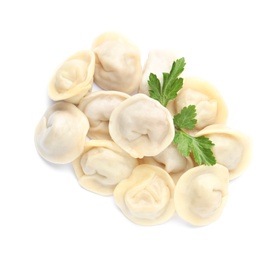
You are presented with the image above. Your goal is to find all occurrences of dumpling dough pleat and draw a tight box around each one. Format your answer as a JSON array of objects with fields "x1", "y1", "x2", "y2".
[
  {"x1": 195, "y1": 124, "x2": 251, "y2": 180},
  {"x1": 140, "y1": 143, "x2": 194, "y2": 184},
  {"x1": 48, "y1": 50, "x2": 95, "y2": 104},
  {"x1": 78, "y1": 90, "x2": 130, "y2": 140},
  {"x1": 171, "y1": 77, "x2": 228, "y2": 132},
  {"x1": 109, "y1": 94, "x2": 175, "y2": 158},
  {"x1": 114, "y1": 164, "x2": 175, "y2": 225},
  {"x1": 92, "y1": 32, "x2": 142, "y2": 94},
  {"x1": 34, "y1": 102, "x2": 89, "y2": 164},
  {"x1": 72, "y1": 140, "x2": 138, "y2": 196},
  {"x1": 174, "y1": 164, "x2": 229, "y2": 226}
]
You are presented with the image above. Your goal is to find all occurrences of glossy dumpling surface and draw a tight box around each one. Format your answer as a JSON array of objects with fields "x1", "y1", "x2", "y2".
[
  {"x1": 92, "y1": 32, "x2": 142, "y2": 94},
  {"x1": 72, "y1": 140, "x2": 138, "y2": 195},
  {"x1": 114, "y1": 164, "x2": 175, "y2": 225},
  {"x1": 109, "y1": 94, "x2": 175, "y2": 158},
  {"x1": 78, "y1": 91, "x2": 130, "y2": 139},
  {"x1": 34, "y1": 102, "x2": 89, "y2": 164},
  {"x1": 195, "y1": 124, "x2": 251, "y2": 180},
  {"x1": 174, "y1": 164, "x2": 229, "y2": 226},
  {"x1": 48, "y1": 50, "x2": 95, "y2": 104}
]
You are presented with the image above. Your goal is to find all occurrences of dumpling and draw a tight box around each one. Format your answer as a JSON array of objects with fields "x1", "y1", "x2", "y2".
[
  {"x1": 78, "y1": 91, "x2": 130, "y2": 139},
  {"x1": 172, "y1": 77, "x2": 228, "y2": 131},
  {"x1": 139, "y1": 49, "x2": 180, "y2": 95},
  {"x1": 195, "y1": 124, "x2": 251, "y2": 180},
  {"x1": 48, "y1": 50, "x2": 95, "y2": 104},
  {"x1": 92, "y1": 32, "x2": 142, "y2": 94},
  {"x1": 109, "y1": 94, "x2": 175, "y2": 158},
  {"x1": 114, "y1": 164, "x2": 175, "y2": 225},
  {"x1": 140, "y1": 143, "x2": 194, "y2": 184},
  {"x1": 174, "y1": 164, "x2": 229, "y2": 226},
  {"x1": 34, "y1": 102, "x2": 89, "y2": 164},
  {"x1": 72, "y1": 140, "x2": 138, "y2": 196}
]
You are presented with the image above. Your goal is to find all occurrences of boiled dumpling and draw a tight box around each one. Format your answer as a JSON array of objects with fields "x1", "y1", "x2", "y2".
[
  {"x1": 48, "y1": 50, "x2": 95, "y2": 104},
  {"x1": 139, "y1": 49, "x2": 180, "y2": 95},
  {"x1": 92, "y1": 32, "x2": 142, "y2": 94},
  {"x1": 34, "y1": 102, "x2": 89, "y2": 164},
  {"x1": 78, "y1": 91, "x2": 130, "y2": 139},
  {"x1": 109, "y1": 94, "x2": 175, "y2": 158},
  {"x1": 172, "y1": 77, "x2": 228, "y2": 131},
  {"x1": 174, "y1": 164, "x2": 229, "y2": 226},
  {"x1": 140, "y1": 143, "x2": 194, "y2": 184},
  {"x1": 114, "y1": 164, "x2": 175, "y2": 225},
  {"x1": 72, "y1": 140, "x2": 138, "y2": 196},
  {"x1": 195, "y1": 124, "x2": 251, "y2": 180}
]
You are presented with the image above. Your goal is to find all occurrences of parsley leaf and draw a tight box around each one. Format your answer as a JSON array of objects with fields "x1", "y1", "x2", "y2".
[
  {"x1": 173, "y1": 131, "x2": 191, "y2": 157},
  {"x1": 173, "y1": 105, "x2": 197, "y2": 130},
  {"x1": 148, "y1": 73, "x2": 161, "y2": 101},
  {"x1": 173, "y1": 131, "x2": 216, "y2": 166},
  {"x1": 148, "y1": 57, "x2": 186, "y2": 107}
]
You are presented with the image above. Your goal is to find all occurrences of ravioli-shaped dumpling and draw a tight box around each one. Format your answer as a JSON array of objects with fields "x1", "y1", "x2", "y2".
[
  {"x1": 34, "y1": 102, "x2": 89, "y2": 164},
  {"x1": 141, "y1": 143, "x2": 194, "y2": 184},
  {"x1": 48, "y1": 50, "x2": 95, "y2": 104},
  {"x1": 72, "y1": 140, "x2": 138, "y2": 196},
  {"x1": 173, "y1": 77, "x2": 228, "y2": 131},
  {"x1": 109, "y1": 94, "x2": 175, "y2": 158},
  {"x1": 114, "y1": 164, "x2": 175, "y2": 225},
  {"x1": 78, "y1": 91, "x2": 130, "y2": 139},
  {"x1": 139, "y1": 49, "x2": 180, "y2": 95},
  {"x1": 195, "y1": 124, "x2": 251, "y2": 180},
  {"x1": 92, "y1": 32, "x2": 142, "y2": 94},
  {"x1": 174, "y1": 164, "x2": 229, "y2": 226}
]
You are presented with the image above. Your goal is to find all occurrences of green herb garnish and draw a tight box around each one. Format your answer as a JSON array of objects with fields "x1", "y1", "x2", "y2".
[
  {"x1": 148, "y1": 58, "x2": 216, "y2": 166},
  {"x1": 173, "y1": 106, "x2": 216, "y2": 166},
  {"x1": 173, "y1": 105, "x2": 197, "y2": 130},
  {"x1": 148, "y1": 57, "x2": 186, "y2": 107}
]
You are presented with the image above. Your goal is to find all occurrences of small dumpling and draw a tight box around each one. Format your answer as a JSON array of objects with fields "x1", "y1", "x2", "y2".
[
  {"x1": 114, "y1": 164, "x2": 175, "y2": 225},
  {"x1": 172, "y1": 77, "x2": 228, "y2": 131},
  {"x1": 72, "y1": 140, "x2": 138, "y2": 196},
  {"x1": 48, "y1": 50, "x2": 95, "y2": 104},
  {"x1": 92, "y1": 32, "x2": 142, "y2": 94},
  {"x1": 195, "y1": 124, "x2": 251, "y2": 180},
  {"x1": 34, "y1": 102, "x2": 89, "y2": 164},
  {"x1": 78, "y1": 91, "x2": 130, "y2": 139},
  {"x1": 140, "y1": 143, "x2": 194, "y2": 184},
  {"x1": 174, "y1": 164, "x2": 229, "y2": 226},
  {"x1": 109, "y1": 94, "x2": 175, "y2": 158},
  {"x1": 139, "y1": 49, "x2": 180, "y2": 95}
]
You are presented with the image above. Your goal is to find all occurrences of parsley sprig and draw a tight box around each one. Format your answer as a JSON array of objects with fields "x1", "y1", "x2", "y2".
[
  {"x1": 148, "y1": 58, "x2": 216, "y2": 166},
  {"x1": 149, "y1": 57, "x2": 186, "y2": 107},
  {"x1": 173, "y1": 106, "x2": 216, "y2": 166}
]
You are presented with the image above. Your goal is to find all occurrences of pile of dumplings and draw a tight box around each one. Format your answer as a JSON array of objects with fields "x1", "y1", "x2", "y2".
[{"x1": 35, "y1": 32, "x2": 251, "y2": 226}]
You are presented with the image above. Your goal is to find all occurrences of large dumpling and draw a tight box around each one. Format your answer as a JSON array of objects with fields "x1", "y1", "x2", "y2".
[
  {"x1": 195, "y1": 124, "x2": 251, "y2": 180},
  {"x1": 34, "y1": 102, "x2": 89, "y2": 164},
  {"x1": 78, "y1": 91, "x2": 130, "y2": 139},
  {"x1": 114, "y1": 164, "x2": 175, "y2": 225},
  {"x1": 48, "y1": 50, "x2": 95, "y2": 104},
  {"x1": 139, "y1": 49, "x2": 180, "y2": 95},
  {"x1": 109, "y1": 94, "x2": 175, "y2": 158},
  {"x1": 72, "y1": 140, "x2": 138, "y2": 195},
  {"x1": 174, "y1": 164, "x2": 229, "y2": 226},
  {"x1": 172, "y1": 77, "x2": 228, "y2": 131},
  {"x1": 92, "y1": 32, "x2": 142, "y2": 94}
]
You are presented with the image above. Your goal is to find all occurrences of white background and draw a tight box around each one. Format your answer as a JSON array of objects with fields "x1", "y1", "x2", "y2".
[{"x1": 1, "y1": 0, "x2": 278, "y2": 259}]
